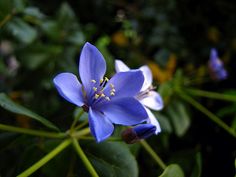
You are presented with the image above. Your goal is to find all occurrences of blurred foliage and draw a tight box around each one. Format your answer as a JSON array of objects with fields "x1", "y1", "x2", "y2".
[{"x1": 0, "y1": 0, "x2": 236, "y2": 177}]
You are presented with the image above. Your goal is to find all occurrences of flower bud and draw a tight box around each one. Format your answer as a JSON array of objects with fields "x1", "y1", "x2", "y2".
[
  {"x1": 208, "y1": 48, "x2": 227, "y2": 81},
  {"x1": 121, "y1": 124, "x2": 156, "y2": 144}
]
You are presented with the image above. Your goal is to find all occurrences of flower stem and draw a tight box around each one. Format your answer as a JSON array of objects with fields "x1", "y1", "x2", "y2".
[
  {"x1": 186, "y1": 88, "x2": 236, "y2": 102},
  {"x1": 72, "y1": 138, "x2": 99, "y2": 177},
  {"x1": 70, "y1": 109, "x2": 84, "y2": 132},
  {"x1": 179, "y1": 92, "x2": 236, "y2": 137},
  {"x1": 72, "y1": 127, "x2": 90, "y2": 138},
  {"x1": 75, "y1": 120, "x2": 88, "y2": 130},
  {"x1": 17, "y1": 139, "x2": 72, "y2": 177},
  {"x1": 0, "y1": 123, "x2": 66, "y2": 138},
  {"x1": 140, "y1": 140, "x2": 166, "y2": 170}
]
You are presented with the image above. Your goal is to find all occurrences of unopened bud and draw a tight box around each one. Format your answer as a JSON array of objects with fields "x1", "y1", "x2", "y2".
[
  {"x1": 121, "y1": 124, "x2": 156, "y2": 144},
  {"x1": 208, "y1": 48, "x2": 228, "y2": 81}
]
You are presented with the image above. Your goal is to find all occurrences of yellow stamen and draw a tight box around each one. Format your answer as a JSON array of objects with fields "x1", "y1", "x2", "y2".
[
  {"x1": 110, "y1": 92, "x2": 115, "y2": 96},
  {"x1": 104, "y1": 77, "x2": 109, "y2": 82},
  {"x1": 111, "y1": 88, "x2": 116, "y2": 92},
  {"x1": 91, "y1": 80, "x2": 96, "y2": 83},
  {"x1": 110, "y1": 84, "x2": 115, "y2": 89},
  {"x1": 94, "y1": 94, "x2": 99, "y2": 99},
  {"x1": 100, "y1": 79, "x2": 103, "y2": 83},
  {"x1": 93, "y1": 87, "x2": 97, "y2": 91},
  {"x1": 105, "y1": 96, "x2": 110, "y2": 101},
  {"x1": 100, "y1": 93, "x2": 105, "y2": 97}
]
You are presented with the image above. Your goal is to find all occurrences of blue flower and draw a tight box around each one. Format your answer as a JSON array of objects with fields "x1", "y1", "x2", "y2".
[
  {"x1": 115, "y1": 60, "x2": 163, "y2": 134},
  {"x1": 208, "y1": 48, "x2": 227, "y2": 81},
  {"x1": 121, "y1": 124, "x2": 156, "y2": 144},
  {"x1": 53, "y1": 42, "x2": 148, "y2": 142}
]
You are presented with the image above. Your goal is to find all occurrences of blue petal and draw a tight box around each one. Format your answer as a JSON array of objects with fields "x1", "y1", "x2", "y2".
[
  {"x1": 140, "y1": 91, "x2": 163, "y2": 111},
  {"x1": 115, "y1": 60, "x2": 130, "y2": 72},
  {"x1": 53, "y1": 73, "x2": 84, "y2": 107},
  {"x1": 79, "y1": 42, "x2": 106, "y2": 97},
  {"x1": 103, "y1": 70, "x2": 144, "y2": 99},
  {"x1": 145, "y1": 107, "x2": 161, "y2": 134},
  {"x1": 100, "y1": 97, "x2": 148, "y2": 125},
  {"x1": 88, "y1": 108, "x2": 114, "y2": 142},
  {"x1": 210, "y1": 48, "x2": 218, "y2": 61},
  {"x1": 133, "y1": 124, "x2": 156, "y2": 139}
]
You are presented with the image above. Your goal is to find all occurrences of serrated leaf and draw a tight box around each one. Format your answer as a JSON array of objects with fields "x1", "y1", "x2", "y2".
[
  {"x1": 85, "y1": 142, "x2": 138, "y2": 177},
  {"x1": 6, "y1": 18, "x2": 37, "y2": 44},
  {"x1": 0, "y1": 93, "x2": 59, "y2": 131},
  {"x1": 167, "y1": 100, "x2": 190, "y2": 137},
  {"x1": 159, "y1": 164, "x2": 184, "y2": 177}
]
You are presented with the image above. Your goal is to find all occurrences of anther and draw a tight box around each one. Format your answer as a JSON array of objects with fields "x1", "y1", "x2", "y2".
[
  {"x1": 110, "y1": 84, "x2": 115, "y2": 88},
  {"x1": 100, "y1": 79, "x2": 103, "y2": 83},
  {"x1": 93, "y1": 87, "x2": 97, "y2": 91},
  {"x1": 110, "y1": 92, "x2": 115, "y2": 96},
  {"x1": 105, "y1": 96, "x2": 110, "y2": 101},
  {"x1": 102, "y1": 77, "x2": 109, "y2": 87},
  {"x1": 100, "y1": 93, "x2": 105, "y2": 97},
  {"x1": 95, "y1": 94, "x2": 99, "y2": 99},
  {"x1": 91, "y1": 80, "x2": 96, "y2": 83}
]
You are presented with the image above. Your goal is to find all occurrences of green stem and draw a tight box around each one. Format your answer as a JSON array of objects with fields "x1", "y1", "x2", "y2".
[
  {"x1": 70, "y1": 109, "x2": 84, "y2": 131},
  {"x1": 0, "y1": 123, "x2": 66, "y2": 138},
  {"x1": 140, "y1": 140, "x2": 166, "y2": 170},
  {"x1": 179, "y1": 92, "x2": 236, "y2": 137},
  {"x1": 75, "y1": 120, "x2": 88, "y2": 130},
  {"x1": 186, "y1": 88, "x2": 236, "y2": 102},
  {"x1": 17, "y1": 139, "x2": 71, "y2": 177},
  {"x1": 72, "y1": 138, "x2": 99, "y2": 177},
  {"x1": 0, "y1": 13, "x2": 14, "y2": 28},
  {"x1": 72, "y1": 127, "x2": 90, "y2": 138}
]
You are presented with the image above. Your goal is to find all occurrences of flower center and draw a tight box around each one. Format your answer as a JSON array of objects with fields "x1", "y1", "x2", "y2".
[
  {"x1": 90, "y1": 77, "x2": 116, "y2": 102},
  {"x1": 136, "y1": 85, "x2": 156, "y2": 100}
]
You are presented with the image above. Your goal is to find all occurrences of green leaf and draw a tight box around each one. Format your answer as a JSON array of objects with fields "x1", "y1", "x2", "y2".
[
  {"x1": 159, "y1": 164, "x2": 184, "y2": 177},
  {"x1": 190, "y1": 152, "x2": 202, "y2": 177},
  {"x1": 41, "y1": 21, "x2": 61, "y2": 41},
  {"x1": 158, "y1": 81, "x2": 173, "y2": 103},
  {"x1": 6, "y1": 18, "x2": 37, "y2": 44},
  {"x1": 0, "y1": 0, "x2": 13, "y2": 20},
  {"x1": 95, "y1": 36, "x2": 114, "y2": 74},
  {"x1": 154, "y1": 48, "x2": 171, "y2": 68},
  {"x1": 235, "y1": 158, "x2": 236, "y2": 177},
  {"x1": 0, "y1": 93, "x2": 59, "y2": 131},
  {"x1": 23, "y1": 7, "x2": 45, "y2": 19},
  {"x1": 167, "y1": 100, "x2": 190, "y2": 137},
  {"x1": 154, "y1": 112, "x2": 172, "y2": 133},
  {"x1": 68, "y1": 31, "x2": 85, "y2": 46},
  {"x1": 85, "y1": 142, "x2": 138, "y2": 177},
  {"x1": 0, "y1": 0, "x2": 25, "y2": 20},
  {"x1": 57, "y1": 2, "x2": 76, "y2": 26}
]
